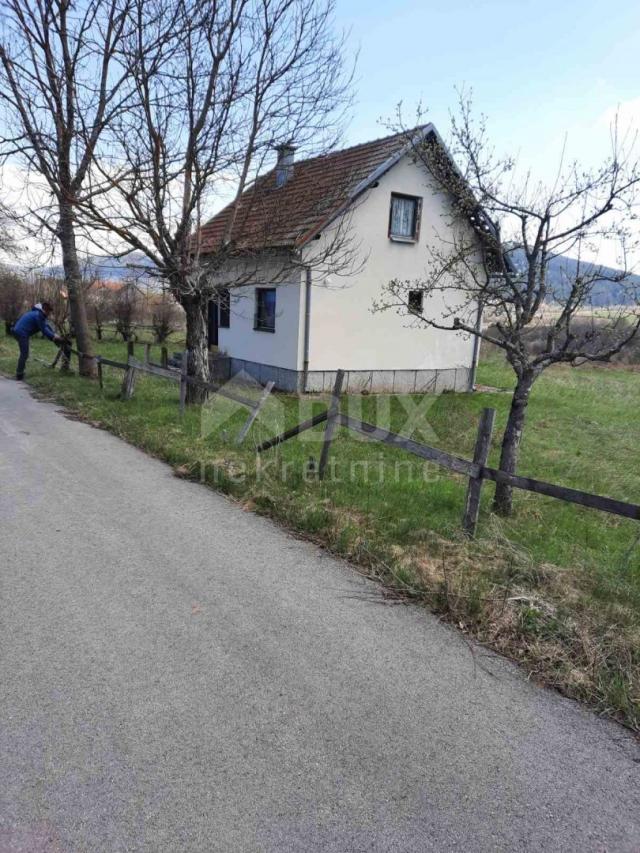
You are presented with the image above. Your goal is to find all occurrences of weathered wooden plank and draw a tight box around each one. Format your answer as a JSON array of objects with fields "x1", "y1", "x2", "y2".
[
  {"x1": 235, "y1": 381, "x2": 275, "y2": 445},
  {"x1": 120, "y1": 359, "x2": 138, "y2": 400},
  {"x1": 219, "y1": 387, "x2": 260, "y2": 409},
  {"x1": 338, "y1": 414, "x2": 480, "y2": 479},
  {"x1": 144, "y1": 342, "x2": 151, "y2": 364},
  {"x1": 256, "y1": 411, "x2": 329, "y2": 452},
  {"x1": 183, "y1": 373, "x2": 256, "y2": 409},
  {"x1": 97, "y1": 356, "x2": 128, "y2": 370},
  {"x1": 482, "y1": 467, "x2": 640, "y2": 521},
  {"x1": 129, "y1": 357, "x2": 180, "y2": 383},
  {"x1": 182, "y1": 373, "x2": 220, "y2": 391},
  {"x1": 147, "y1": 360, "x2": 179, "y2": 373},
  {"x1": 462, "y1": 408, "x2": 496, "y2": 537},
  {"x1": 318, "y1": 370, "x2": 345, "y2": 480}
]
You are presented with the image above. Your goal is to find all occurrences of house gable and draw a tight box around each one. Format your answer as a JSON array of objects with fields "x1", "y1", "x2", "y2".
[
  {"x1": 206, "y1": 127, "x2": 484, "y2": 393},
  {"x1": 300, "y1": 151, "x2": 481, "y2": 376},
  {"x1": 196, "y1": 126, "x2": 436, "y2": 255}
]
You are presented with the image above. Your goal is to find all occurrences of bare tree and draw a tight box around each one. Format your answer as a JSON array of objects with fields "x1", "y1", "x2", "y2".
[
  {"x1": 151, "y1": 291, "x2": 181, "y2": 343},
  {"x1": 0, "y1": 267, "x2": 25, "y2": 333},
  {"x1": 113, "y1": 278, "x2": 139, "y2": 341},
  {"x1": 88, "y1": 280, "x2": 117, "y2": 340},
  {"x1": 376, "y1": 97, "x2": 640, "y2": 515},
  {"x1": 77, "y1": 0, "x2": 353, "y2": 401},
  {"x1": 35, "y1": 274, "x2": 72, "y2": 336},
  {"x1": 0, "y1": 0, "x2": 132, "y2": 376}
]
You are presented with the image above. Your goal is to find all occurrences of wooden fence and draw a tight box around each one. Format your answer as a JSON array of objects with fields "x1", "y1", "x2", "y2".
[
  {"x1": 60, "y1": 342, "x2": 274, "y2": 446},
  {"x1": 256, "y1": 369, "x2": 640, "y2": 537},
  {"x1": 44, "y1": 349, "x2": 640, "y2": 537}
]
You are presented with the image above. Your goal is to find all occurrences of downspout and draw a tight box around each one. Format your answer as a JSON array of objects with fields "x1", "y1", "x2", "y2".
[
  {"x1": 469, "y1": 299, "x2": 483, "y2": 391},
  {"x1": 302, "y1": 267, "x2": 312, "y2": 393}
]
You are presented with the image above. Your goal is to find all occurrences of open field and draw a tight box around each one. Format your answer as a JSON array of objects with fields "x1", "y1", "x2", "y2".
[{"x1": 1, "y1": 328, "x2": 638, "y2": 731}]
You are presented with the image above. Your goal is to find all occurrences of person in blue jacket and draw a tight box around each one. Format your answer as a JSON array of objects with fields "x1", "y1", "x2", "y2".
[{"x1": 12, "y1": 302, "x2": 63, "y2": 380}]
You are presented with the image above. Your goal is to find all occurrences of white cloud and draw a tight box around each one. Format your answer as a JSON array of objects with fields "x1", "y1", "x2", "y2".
[{"x1": 598, "y1": 96, "x2": 640, "y2": 140}]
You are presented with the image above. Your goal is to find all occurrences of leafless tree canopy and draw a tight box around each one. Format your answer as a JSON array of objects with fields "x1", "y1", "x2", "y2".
[
  {"x1": 376, "y1": 95, "x2": 640, "y2": 514},
  {"x1": 0, "y1": 267, "x2": 25, "y2": 333},
  {"x1": 0, "y1": 0, "x2": 135, "y2": 375},
  {"x1": 72, "y1": 0, "x2": 353, "y2": 398}
]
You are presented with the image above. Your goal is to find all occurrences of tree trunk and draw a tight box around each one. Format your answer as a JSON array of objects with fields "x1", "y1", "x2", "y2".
[
  {"x1": 492, "y1": 370, "x2": 536, "y2": 516},
  {"x1": 58, "y1": 202, "x2": 95, "y2": 377},
  {"x1": 181, "y1": 292, "x2": 210, "y2": 405}
]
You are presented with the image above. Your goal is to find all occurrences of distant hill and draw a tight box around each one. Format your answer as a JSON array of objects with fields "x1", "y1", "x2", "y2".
[
  {"x1": 89, "y1": 250, "x2": 638, "y2": 306},
  {"x1": 84, "y1": 252, "x2": 156, "y2": 281},
  {"x1": 41, "y1": 250, "x2": 640, "y2": 306},
  {"x1": 43, "y1": 251, "x2": 157, "y2": 283},
  {"x1": 511, "y1": 250, "x2": 640, "y2": 307}
]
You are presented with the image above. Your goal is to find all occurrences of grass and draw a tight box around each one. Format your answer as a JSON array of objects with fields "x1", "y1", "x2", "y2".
[{"x1": 2, "y1": 327, "x2": 639, "y2": 732}]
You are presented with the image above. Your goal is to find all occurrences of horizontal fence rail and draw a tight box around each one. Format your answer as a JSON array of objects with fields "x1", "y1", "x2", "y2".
[
  {"x1": 51, "y1": 343, "x2": 273, "y2": 446},
  {"x1": 480, "y1": 467, "x2": 640, "y2": 521},
  {"x1": 256, "y1": 411, "x2": 330, "y2": 452},
  {"x1": 255, "y1": 368, "x2": 640, "y2": 536},
  {"x1": 338, "y1": 414, "x2": 479, "y2": 479},
  {"x1": 36, "y1": 347, "x2": 640, "y2": 534}
]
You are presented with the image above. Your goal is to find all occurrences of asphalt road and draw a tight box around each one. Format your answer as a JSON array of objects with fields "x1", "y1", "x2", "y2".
[{"x1": 1, "y1": 376, "x2": 639, "y2": 853}]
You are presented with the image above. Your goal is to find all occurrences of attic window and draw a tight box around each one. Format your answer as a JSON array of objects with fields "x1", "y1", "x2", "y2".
[{"x1": 389, "y1": 193, "x2": 422, "y2": 242}]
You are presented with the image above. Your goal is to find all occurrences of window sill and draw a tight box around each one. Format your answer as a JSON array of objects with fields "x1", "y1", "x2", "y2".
[{"x1": 389, "y1": 235, "x2": 418, "y2": 244}]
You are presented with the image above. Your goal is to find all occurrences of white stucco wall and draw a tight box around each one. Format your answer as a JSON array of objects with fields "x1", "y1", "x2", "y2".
[
  {"x1": 212, "y1": 154, "x2": 480, "y2": 374},
  {"x1": 216, "y1": 274, "x2": 304, "y2": 370},
  {"x1": 302, "y1": 154, "x2": 478, "y2": 371}
]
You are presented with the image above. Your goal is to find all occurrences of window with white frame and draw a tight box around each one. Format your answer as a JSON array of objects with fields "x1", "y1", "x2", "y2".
[{"x1": 389, "y1": 193, "x2": 422, "y2": 241}]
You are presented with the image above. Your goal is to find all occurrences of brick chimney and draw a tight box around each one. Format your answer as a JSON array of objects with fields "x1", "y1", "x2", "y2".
[{"x1": 275, "y1": 143, "x2": 296, "y2": 187}]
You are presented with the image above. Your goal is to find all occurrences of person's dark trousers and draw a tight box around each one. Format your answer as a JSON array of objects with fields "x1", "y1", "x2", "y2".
[{"x1": 15, "y1": 334, "x2": 29, "y2": 379}]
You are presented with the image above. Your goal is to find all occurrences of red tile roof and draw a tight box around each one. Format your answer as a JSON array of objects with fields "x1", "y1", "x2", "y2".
[{"x1": 196, "y1": 128, "x2": 430, "y2": 254}]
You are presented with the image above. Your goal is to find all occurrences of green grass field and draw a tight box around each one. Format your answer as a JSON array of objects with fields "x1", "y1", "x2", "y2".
[{"x1": 2, "y1": 327, "x2": 638, "y2": 730}]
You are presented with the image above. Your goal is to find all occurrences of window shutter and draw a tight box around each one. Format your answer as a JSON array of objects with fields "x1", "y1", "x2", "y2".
[{"x1": 389, "y1": 194, "x2": 421, "y2": 240}]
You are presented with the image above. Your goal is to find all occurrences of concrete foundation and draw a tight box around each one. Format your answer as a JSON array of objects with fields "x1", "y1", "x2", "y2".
[{"x1": 211, "y1": 355, "x2": 472, "y2": 394}]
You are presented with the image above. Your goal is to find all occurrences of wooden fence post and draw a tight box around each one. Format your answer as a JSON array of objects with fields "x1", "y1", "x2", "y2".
[
  {"x1": 127, "y1": 340, "x2": 134, "y2": 358},
  {"x1": 161, "y1": 346, "x2": 168, "y2": 369},
  {"x1": 144, "y1": 342, "x2": 151, "y2": 364},
  {"x1": 318, "y1": 369, "x2": 345, "y2": 480},
  {"x1": 179, "y1": 349, "x2": 188, "y2": 416},
  {"x1": 236, "y1": 381, "x2": 275, "y2": 445},
  {"x1": 120, "y1": 356, "x2": 138, "y2": 400},
  {"x1": 60, "y1": 340, "x2": 71, "y2": 372},
  {"x1": 462, "y1": 407, "x2": 496, "y2": 537},
  {"x1": 97, "y1": 358, "x2": 104, "y2": 391}
]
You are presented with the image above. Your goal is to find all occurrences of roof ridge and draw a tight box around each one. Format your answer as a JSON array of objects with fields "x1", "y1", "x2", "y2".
[
  {"x1": 271, "y1": 125, "x2": 426, "y2": 171},
  {"x1": 196, "y1": 123, "x2": 434, "y2": 253}
]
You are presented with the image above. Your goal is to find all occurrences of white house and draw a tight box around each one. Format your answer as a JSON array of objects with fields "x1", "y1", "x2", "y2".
[{"x1": 198, "y1": 125, "x2": 483, "y2": 393}]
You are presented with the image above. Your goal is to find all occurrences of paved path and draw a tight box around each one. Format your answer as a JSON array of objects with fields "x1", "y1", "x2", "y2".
[{"x1": 1, "y1": 376, "x2": 639, "y2": 853}]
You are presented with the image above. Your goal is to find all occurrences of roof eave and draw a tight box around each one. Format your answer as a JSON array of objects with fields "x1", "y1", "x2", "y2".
[{"x1": 296, "y1": 124, "x2": 437, "y2": 248}]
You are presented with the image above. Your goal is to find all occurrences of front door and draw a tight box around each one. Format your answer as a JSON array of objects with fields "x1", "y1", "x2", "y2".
[{"x1": 207, "y1": 299, "x2": 219, "y2": 347}]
